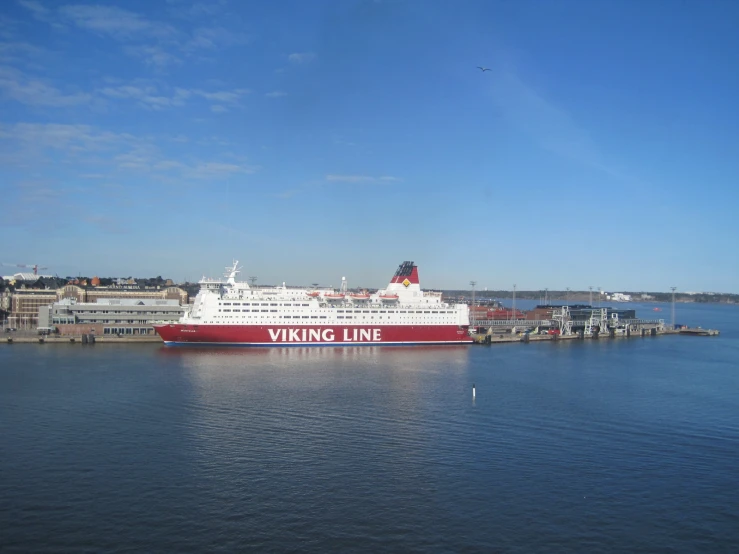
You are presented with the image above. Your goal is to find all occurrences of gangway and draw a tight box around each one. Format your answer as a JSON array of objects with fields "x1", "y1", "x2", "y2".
[{"x1": 552, "y1": 306, "x2": 573, "y2": 335}]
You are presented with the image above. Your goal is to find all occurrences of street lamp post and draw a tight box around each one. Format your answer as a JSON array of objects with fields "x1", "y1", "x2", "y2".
[
  {"x1": 671, "y1": 286, "x2": 677, "y2": 328},
  {"x1": 589, "y1": 286, "x2": 593, "y2": 307},
  {"x1": 470, "y1": 281, "x2": 476, "y2": 327}
]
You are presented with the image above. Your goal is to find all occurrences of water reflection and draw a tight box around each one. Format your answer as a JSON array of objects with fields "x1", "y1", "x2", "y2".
[
  {"x1": 159, "y1": 344, "x2": 474, "y2": 507},
  {"x1": 157, "y1": 344, "x2": 470, "y2": 373}
]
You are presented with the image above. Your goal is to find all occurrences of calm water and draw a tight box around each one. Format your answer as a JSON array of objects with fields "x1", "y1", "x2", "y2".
[{"x1": 1, "y1": 303, "x2": 738, "y2": 553}]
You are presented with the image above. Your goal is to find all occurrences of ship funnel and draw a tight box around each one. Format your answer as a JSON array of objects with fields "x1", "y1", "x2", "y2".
[{"x1": 389, "y1": 261, "x2": 419, "y2": 285}]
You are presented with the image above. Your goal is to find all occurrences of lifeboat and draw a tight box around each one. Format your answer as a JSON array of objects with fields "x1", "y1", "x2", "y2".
[
  {"x1": 350, "y1": 293, "x2": 370, "y2": 300},
  {"x1": 307, "y1": 291, "x2": 320, "y2": 297},
  {"x1": 324, "y1": 293, "x2": 345, "y2": 300},
  {"x1": 379, "y1": 294, "x2": 399, "y2": 301}
]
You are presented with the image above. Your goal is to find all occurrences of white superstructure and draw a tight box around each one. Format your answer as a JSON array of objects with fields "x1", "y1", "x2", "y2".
[{"x1": 181, "y1": 260, "x2": 470, "y2": 328}]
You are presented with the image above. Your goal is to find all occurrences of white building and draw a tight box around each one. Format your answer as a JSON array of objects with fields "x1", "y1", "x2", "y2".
[
  {"x1": 2, "y1": 272, "x2": 54, "y2": 281},
  {"x1": 38, "y1": 298, "x2": 184, "y2": 336}
]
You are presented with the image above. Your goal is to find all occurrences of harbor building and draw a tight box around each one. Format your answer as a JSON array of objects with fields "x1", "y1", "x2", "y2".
[
  {"x1": 38, "y1": 298, "x2": 185, "y2": 336},
  {"x1": 5, "y1": 278, "x2": 188, "y2": 328},
  {"x1": 8, "y1": 289, "x2": 60, "y2": 328},
  {"x1": 58, "y1": 282, "x2": 187, "y2": 304}
]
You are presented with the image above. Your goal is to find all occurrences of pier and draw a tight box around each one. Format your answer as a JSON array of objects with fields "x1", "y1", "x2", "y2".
[
  {"x1": 1, "y1": 304, "x2": 720, "y2": 346},
  {"x1": 469, "y1": 305, "x2": 719, "y2": 344},
  {"x1": 678, "y1": 327, "x2": 720, "y2": 336},
  {"x1": 5, "y1": 333, "x2": 162, "y2": 344}
]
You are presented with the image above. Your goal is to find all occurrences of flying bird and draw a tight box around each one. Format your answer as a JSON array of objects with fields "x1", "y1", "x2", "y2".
[{"x1": 477, "y1": 66, "x2": 491, "y2": 72}]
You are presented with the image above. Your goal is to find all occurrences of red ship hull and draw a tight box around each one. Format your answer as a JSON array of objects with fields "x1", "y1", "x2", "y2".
[{"x1": 154, "y1": 323, "x2": 473, "y2": 346}]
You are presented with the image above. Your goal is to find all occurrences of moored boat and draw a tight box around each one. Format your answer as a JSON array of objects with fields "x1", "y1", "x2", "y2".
[{"x1": 154, "y1": 260, "x2": 472, "y2": 346}]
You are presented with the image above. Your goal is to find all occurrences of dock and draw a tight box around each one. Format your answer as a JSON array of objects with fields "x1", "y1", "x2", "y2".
[
  {"x1": 471, "y1": 328, "x2": 682, "y2": 344},
  {"x1": 678, "y1": 328, "x2": 720, "y2": 336},
  {"x1": 4, "y1": 334, "x2": 162, "y2": 344},
  {"x1": 469, "y1": 305, "x2": 720, "y2": 344},
  {"x1": 1, "y1": 304, "x2": 720, "y2": 346}
]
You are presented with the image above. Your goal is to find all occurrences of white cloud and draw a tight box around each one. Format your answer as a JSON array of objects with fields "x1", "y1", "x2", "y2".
[
  {"x1": 17, "y1": 3, "x2": 250, "y2": 71},
  {"x1": 98, "y1": 84, "x2": 185, "y2": 109},
  {"x1": 0, "y1": 66, "x2": 91, "y2": 107},
  {"x1": 186, "y1": 27, "x2": 250, "y2": 51},
  {"x1": 192, "y1": 88, "x2": 250, "y2": 103},
  {"x1": 14, "y1": 179, "x2": 68, "y2": 202},
  {"x1": 0, "y1": 122, "x2": 130, "y2": 148},
  {"x1": 0, "y1": 41, "x2": 44, "y2": 63},
  {"x1": 326, "y1": 175, "x2": 374, "y2": 183},
  {"x1": 288, "y1": 52, "x2": 315, "y2": 63},
  {"x1": 16, "y1": 0, "x2": 59, "y2": 26},
  {"x1": 275, "y1": 189, "x2": 300, "y2": 199},
  {"x1": 59, "y1": 4, "x2": 176, "y2": 40},
  {"x1": 153, "y1": 160, "x2": 186, "y2": 171},
  {"x1": 189, "y1": 161, "x2": 259, "y2": 178},
  {"x1": 17, "y1": 0, "x2": 50, "y2": 18},
  {"x1": 0, "y1": 122, "x2": 260, "y2": 181},
  {"x1": 325, "y1": 174, "x2": 401, "y2": 184},
  {"x1": 490, "y1": 68, "x2": 629, "y2": 179},
  {"x1": 84, "y1": 214, "x2": 128, "y2": 234},
  {"x1": 125, "y1": 45, "x2": 182, "y2": 68},
  {"x1": 0, "y1": 122, "x2": 134, "y2": 170},
  {"x1": 165, "y1": 0, "x2": 230, "y2": 19},
  {"x1": 97, "y1": 84, "x2": 248, "y2": 111},
  {"x1": 265, "y1": 90, "x2": 287, "y2": 98},
  {"x1": 114, "y1": 143, "x2": 164, "y2": 170}
]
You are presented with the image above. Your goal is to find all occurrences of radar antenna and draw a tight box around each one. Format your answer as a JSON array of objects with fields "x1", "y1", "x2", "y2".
[{"x1": 224, "y1": 260, "x2": 241, "y2": 285}]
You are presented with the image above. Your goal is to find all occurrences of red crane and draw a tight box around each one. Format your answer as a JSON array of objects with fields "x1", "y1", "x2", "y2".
[{"x1": 1, "y1": 263, "x2": 49, "y2": 275}]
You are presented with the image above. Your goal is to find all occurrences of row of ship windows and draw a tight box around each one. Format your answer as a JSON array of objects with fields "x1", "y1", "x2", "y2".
[
  {"x1": 103, "y1": 328, "x2": 153, "y2": 335},
  {"x1": 66, "y1": 310, "x2": 173, "y2": 314},
  {"x1": 217, "y1": 308, "x2": 453, "y2": 314},
  {"x1": 54, "y1": 320, "x2": 155, "y2": 324},
  {"x1": 337, "y1": 310, "x2": 452, "y2": 314},
  {"x1": 214, "y1": 302, "x2": 453, "y2": 315},
  {"x1": 219, "y1": 302, "x2": 310, "y2": 307},
  {"x1": 210, "y1": 316, "x2": 450, "y2": 320}
]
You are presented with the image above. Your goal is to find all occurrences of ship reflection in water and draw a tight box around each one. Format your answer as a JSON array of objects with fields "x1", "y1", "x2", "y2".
[
  {"x1": 157, "y1": 344, "x2": 474, "y2": 499},
  {"x1": 157, "y1": 344, "x2": 471, "y2": 377}
]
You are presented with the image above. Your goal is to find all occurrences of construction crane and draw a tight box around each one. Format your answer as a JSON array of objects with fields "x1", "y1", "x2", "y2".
[{"x1": 1, "y1": 263, "x2": 49, "y2": 275}]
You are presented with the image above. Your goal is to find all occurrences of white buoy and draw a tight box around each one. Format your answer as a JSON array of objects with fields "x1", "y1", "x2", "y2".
[{"x1": 472, "y1": 383, "x2": 476, "y2": 399}]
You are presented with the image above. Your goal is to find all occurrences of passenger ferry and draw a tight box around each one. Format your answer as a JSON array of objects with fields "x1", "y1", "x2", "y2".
[{"x1": 154, "y1": 260, "x2": 472, "y2": 346}]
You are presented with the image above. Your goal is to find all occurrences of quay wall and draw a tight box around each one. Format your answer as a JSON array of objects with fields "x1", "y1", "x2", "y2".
[{"x1": 2, "y1": 329, "x2": 703, "y2": 346}]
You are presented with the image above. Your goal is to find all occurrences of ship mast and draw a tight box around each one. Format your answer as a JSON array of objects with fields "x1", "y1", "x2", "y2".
[{"x1": 225, "y1": 260, "x2": 242, "y2": 286}]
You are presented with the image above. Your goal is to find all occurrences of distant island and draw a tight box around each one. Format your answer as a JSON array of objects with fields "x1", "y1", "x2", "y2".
[
  {"x1": 2, "y1": 276, "x2": 737, "y2": 309},
  {"x1": 441, "y1": 290, "x2": 739, "y2": 305}
]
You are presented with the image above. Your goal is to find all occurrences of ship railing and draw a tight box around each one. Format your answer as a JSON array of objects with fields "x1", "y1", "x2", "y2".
[
  {"x1": 471, "y1": 319, "x2": 553, "y2": 327},
  {"x1": 618, "y1": 318, "x2": 665, "y2": 326}
]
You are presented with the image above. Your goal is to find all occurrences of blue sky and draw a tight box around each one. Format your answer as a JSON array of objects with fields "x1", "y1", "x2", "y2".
[{"x1": 1, "y1": 0, "x2": 738, "y2": 292}]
